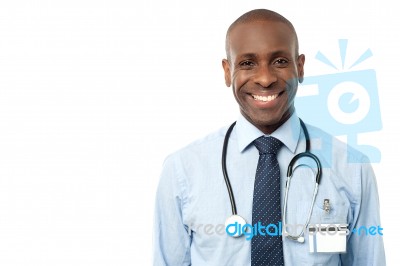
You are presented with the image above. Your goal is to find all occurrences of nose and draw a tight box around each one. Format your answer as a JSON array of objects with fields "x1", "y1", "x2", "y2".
[{"x1": 253, "y1": 65, "x2": 277, "y2": 88}]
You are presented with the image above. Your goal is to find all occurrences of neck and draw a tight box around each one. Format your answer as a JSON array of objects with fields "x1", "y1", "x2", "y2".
[{"x1": 246, "y1": 107, "x2": 295, "y2": 135}]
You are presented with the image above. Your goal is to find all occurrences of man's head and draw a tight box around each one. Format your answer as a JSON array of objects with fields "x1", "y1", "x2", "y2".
[{"x1": 222, "y1": 9, "x2": 305, "y2": 134}]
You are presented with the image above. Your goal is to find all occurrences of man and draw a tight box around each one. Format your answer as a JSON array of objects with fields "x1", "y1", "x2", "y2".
[{"x1": 153, "y1": 9, "x2": 385, "y2": 265}]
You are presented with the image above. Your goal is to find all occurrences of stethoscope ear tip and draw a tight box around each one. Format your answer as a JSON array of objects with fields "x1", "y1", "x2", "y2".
[{"x1": 297, "y1": 237, "x2": 305, "y2": 243}]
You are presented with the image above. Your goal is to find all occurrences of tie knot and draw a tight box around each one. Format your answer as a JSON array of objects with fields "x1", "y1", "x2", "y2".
[{"x1": 253, "y1": 136, "x2": 282, "y2": 155}]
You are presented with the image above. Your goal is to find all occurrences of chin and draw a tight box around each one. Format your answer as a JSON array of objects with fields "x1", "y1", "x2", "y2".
[{"x1": 251, "y1": 116, "x2": 279, "y2": 127}]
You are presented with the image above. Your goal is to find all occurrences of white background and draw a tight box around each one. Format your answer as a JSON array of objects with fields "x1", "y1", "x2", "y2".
[{"x1": 0, "y1": 0, "x2": 398, "y2": 265}]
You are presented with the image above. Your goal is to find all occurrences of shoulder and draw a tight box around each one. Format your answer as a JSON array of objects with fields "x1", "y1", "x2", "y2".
[
  {"x1": 305, "y1": 123, "x2": 370, "y2": 167},
  {"x1": 163, "y1": 125, "x2": 230, "y2": 166},
  {"x1": 304, "y1": 123, "x2": 376, "y2": 203}
]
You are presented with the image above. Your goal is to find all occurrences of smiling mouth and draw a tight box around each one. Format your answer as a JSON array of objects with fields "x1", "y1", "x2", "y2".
[{"x1": 251, "y1": 91, "x2": 284, "y2": 102}]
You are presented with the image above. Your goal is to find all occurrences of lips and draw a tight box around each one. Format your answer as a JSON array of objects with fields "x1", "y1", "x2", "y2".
[{"x1": 251, "y1": 91, "x2": 284, "y2": 102}]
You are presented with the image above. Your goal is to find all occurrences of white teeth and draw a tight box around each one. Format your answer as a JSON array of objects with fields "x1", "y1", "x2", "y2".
[{"x1": 252, "y1": 94, "x2": 278, "y2": 102}]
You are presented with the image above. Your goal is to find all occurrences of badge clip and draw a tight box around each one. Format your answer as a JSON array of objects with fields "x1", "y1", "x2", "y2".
[{"x1": 323, "y1": 199, "x2": 331, "y2": 213}]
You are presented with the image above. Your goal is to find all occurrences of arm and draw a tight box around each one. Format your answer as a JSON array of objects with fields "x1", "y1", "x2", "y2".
[
  {"x1": 340, "y1": 158, "x2": 386, "y2": 265},
  {"x1": 153, "y1": 156, "x2": 191, "y2": 266}
]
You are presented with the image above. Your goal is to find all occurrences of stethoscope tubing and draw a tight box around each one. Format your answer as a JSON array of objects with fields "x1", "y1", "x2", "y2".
[
  {"x1": 222, "y1": 121, "x2": 238, "y2": 215},
  {"x1": 221, "y1": 118, "x2": 323, "y2": 241}
]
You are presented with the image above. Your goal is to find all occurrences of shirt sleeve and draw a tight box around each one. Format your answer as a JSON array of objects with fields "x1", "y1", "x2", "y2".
[
  {"x1": 153, "y1": 155, "x2": 192, "y2": 266},
  {"x1": 340, "y1": 157, "x2": 386, "y2": 265}
]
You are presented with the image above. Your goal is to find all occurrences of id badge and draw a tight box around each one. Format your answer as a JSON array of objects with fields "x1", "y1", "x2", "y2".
[{"x1": 308, "y1": 224, "x2": 347, "y2": 253}]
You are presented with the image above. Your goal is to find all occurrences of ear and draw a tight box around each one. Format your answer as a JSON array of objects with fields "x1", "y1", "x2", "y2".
[
  {"x1": 297, "y1": 54, "x2": 305, "y2": 83},
  {"x1": 222, "y1": 59, "x2": 231, "y2": 87}
]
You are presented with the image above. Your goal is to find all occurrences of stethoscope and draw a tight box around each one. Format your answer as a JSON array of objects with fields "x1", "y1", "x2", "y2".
[{"x1": 222, "y1": 119, "x2": 322, "y2": 243}]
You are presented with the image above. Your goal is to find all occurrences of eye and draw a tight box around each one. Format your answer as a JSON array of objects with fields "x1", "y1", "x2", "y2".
[
  {"x1": 239, "y1": 60, "x2": 255, "y2": 68},
  {"x1": 274, "y1": 58, "x2": 289, "y2": 67}
]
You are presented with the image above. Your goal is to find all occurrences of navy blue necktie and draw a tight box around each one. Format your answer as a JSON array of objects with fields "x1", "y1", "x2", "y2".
[{"x1": 251, "y1": 136, "x2": 284, "y2": 266}]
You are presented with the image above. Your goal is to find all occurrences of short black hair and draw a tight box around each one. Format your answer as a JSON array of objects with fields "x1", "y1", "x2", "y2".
[{"x1": 225, "y1": 9, "x2": 299, "y2": 60}]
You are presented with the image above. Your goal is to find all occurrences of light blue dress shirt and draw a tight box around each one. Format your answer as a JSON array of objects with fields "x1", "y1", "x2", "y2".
[{"x1": 153, "y1": 113, "x2": 385, "y2": 266}]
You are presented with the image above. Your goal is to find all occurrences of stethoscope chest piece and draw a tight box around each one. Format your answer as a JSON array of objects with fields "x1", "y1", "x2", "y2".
[{"x1": 225, "y1": 215, "x2": 247, "y2": 237}]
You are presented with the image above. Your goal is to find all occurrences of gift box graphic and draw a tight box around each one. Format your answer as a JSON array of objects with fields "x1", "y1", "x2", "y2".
[{"x1": 295, "y1": 39, "x2": 382, "y2": 163}]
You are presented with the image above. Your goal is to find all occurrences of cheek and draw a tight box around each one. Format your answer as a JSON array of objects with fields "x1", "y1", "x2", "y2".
[
  {"x1": 232, "y1": 72, "x2": 249, "y2": 92},
  {"x1": 285, "y1": 76, "x2": 299, "y2": 96}
]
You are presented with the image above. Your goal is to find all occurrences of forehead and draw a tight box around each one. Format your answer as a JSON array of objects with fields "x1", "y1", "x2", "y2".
[{"x1": 228, "y1": 20, "x2": 296, "y2": 58}]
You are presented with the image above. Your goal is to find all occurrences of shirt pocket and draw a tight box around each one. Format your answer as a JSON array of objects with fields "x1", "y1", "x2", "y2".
[
  {"x1": 286, "y1": 199, "x2": 347, "y2": 266},
  {"x1": 284, "y1": 199, "x2": 344, "y2": 266},
  {"x1": 284, "y1": 196, "x2": 347, "y2": 231},
  {"x1": 309, "y1": 197, "x2": 348, "y2": 226},
  {"x1": 309, "y1": 199, "x2": 348, "y2": 265}
]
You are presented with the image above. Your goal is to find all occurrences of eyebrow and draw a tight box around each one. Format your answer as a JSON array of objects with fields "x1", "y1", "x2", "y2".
[
  {"x1": 234, "y1": 53, "x2": 258, "y2": 64},
  {"x1": 235, "y1": 50, "x2": 292, "y2": 61},
  {"x1": 236, "y1": 53, "x2": 257, "y2": 60}
]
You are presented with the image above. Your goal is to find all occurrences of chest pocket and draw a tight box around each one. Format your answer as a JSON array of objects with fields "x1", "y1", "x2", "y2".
[
  {"x1": 284, "y1": 191, "x2": 350, "y2": 238},
  {"x1": 310, "y1": 197, "x2": 348, "y2": 225},
  {"x1": 284, "y1": 199, "x2": 347, "y2": 236},
  {"x1": 283, "y1": 167, "x2": 350, "y2": 265},
  {"x1": 284, "y1": 198, "x2": 348, "y2": 265}
]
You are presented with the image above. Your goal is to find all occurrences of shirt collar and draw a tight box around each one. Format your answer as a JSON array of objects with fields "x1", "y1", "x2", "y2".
[{"x1": 236, "y1": 112, "x2": 300, "y2": 153}]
